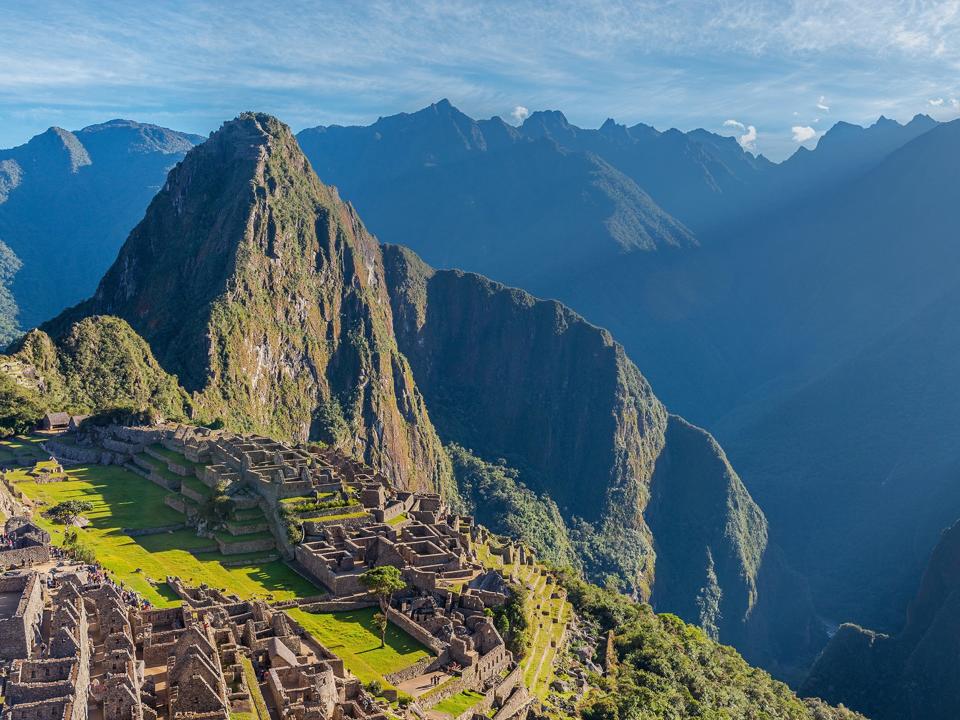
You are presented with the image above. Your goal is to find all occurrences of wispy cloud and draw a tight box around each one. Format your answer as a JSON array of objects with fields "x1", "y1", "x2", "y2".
[
  {"x1": 0, "y1": 0, "x2": 959, "y2": 159},
  {"x1": 929, "y1": 97, "x2": 945, "y2": 106},
  {"x1": 792, "y1": 125, "x2": 817, "y2": 143},
  {"x1": 725, "y1": 120, "x2": 757, "y2": 150}
]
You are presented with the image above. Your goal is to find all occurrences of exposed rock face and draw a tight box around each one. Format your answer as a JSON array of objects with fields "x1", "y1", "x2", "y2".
[
  {"x1": 802, "y1": 517, "x2": 960, "y2": 719},
  {"x1": 47, "y1": 113, "x2": 451, "y2": 494},
  {"x1": 381, "y1": 244, "x2": 789, "y2": 663}
]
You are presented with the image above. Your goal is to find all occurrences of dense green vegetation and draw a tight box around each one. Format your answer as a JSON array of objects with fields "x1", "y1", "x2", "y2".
[
  {"x1": 0, "y1": 370, "x2": 45, "y2": 436},
  {"x1": 449, "y1": 443, "x2": 580, "y2": 570},
  {"x1": 431, "y1": 689, "x2": 485, "y2": 717},
  {"x1": 0, "y1": 239, "x2": 22, "y2": 345},
  {"x1": 9, "y1": 316, "x2": 191, "y2": 422},
  {"x1": 560, "y1": 571, "x2": 864, "y2": 720}
]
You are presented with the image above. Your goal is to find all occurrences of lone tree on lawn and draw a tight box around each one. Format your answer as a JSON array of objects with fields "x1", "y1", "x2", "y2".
[
  {"x1": 360, "y1": 565, "x2": 406, "y2": 612},
  {"x1": 372, "y1": 612, "x2": 388, "y2": 648}
]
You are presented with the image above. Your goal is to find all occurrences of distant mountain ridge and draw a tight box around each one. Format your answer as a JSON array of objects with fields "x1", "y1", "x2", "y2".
[
  {"x1": 297, "y1": 99, "x2": 696, "y2": 294},
  {"x1": 0, "y1": 119, "x2": 203, "y2": 338}
]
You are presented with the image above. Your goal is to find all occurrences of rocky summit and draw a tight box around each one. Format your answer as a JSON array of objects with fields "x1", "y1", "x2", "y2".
[{"x1": 45, "y1": 112, "x2": 452, "y2": 495}]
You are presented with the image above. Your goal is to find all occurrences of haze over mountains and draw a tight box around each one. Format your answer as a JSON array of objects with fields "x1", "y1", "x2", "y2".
[
  {"x1": 294, "y1": 101, "x2": 960, "y2": 637},
  {"x1": 2, "y1": 100, "x2": 959, "y2": 714},
  {"x1": 0, "y1": 119, "x2": 202, "y2": 338},
  {"x1": 4, "y1": 113, "x2": 821, "y2": 684}
]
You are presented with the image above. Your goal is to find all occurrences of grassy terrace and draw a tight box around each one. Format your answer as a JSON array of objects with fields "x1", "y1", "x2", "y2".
[
  {"x1": 302, "y1": 510, "x2": 368, "y2": 523},
  {"x1": 431, "y1": 689, "x2": 485, "y2": 718},
  {"x1": 136, "y1": 452, "x2": 183, "y2": 484},
  {"x1": 179, "y1": 472, "x2": 213, "y2": 498},
  {"x1": 4, "y1": 436, "x2": 318, "y2": 607},
  {"x1": 287, "y1": 607, "x2": 430, "y2": 686},
  {"x1": 148, "y1": 443, "x2": 205, "y2": 471},
  {"x1": 478, "y1": 542, "x2": 570, "y2": 701}
]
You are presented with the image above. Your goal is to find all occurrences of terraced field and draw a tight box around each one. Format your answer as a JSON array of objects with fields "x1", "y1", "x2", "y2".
[
  {"x1": 2, "y1": 435, "x2": 319, "y2": 606},
  {"x1": 479, "y1": 544, "x2": 570, "y2": 700}
]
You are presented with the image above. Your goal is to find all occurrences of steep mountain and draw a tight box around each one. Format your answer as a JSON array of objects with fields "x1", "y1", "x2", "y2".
[
  {"x1": 381, "y1": 243, "x2": 822, "y2": 678},
  {"x1": 46, "y1": 113, "x2": 452, "y2": 495},
  {"x1": 297, "y1": 100, "x2": 696, "y2": 293},
  {"x1": 0, "y1": 119, "x2": 203, "y2": 333},
  {"x1": 12, "y1": 110, "x2": 828, "y2": 677},
  {"x1": 802, "y1": 517, "x2": 960, "y2": 719}
]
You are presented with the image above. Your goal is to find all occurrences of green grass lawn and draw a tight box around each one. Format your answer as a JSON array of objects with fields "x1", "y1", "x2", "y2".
[
  {"x1": 432, "y1": 689, "x2": 485, "y2": 717},
  {"x1": 240, "y1": 656, "x2": 270, "y2": 719},
  {"x1": 148, "y1": 443, "x2": 204, "y2": 470},
  {"x1": 136, "y1": 452, "x2": 182, "y2": 480},
  {"x1": 287, "y1": 607, "x2": 431, "y2": 684},
  {"x1": 12, "y1": 461, "x2": 318, "y2": 607},
  {"x1": 304, "y1": 510, "x2": 368, "y2": 523}
]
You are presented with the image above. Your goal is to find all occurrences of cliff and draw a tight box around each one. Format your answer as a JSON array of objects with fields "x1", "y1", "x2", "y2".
[
  {"x1": 45, "y1": 113, "x2": 451, "y2": 494},
  {"x1": 381, "y1": 244, "x2": 792, "y2": 662},
  {"x1": 802, "y1": 517, "x2": 960, "y2": 719}
]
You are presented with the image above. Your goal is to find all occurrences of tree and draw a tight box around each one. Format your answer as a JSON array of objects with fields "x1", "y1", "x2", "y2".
[
  {"x1": 372, "y1": 611, "x2": 388, "y2": 649},
  {"x1": 360, "y1": 565, "x2": 406, "y2": 611}
]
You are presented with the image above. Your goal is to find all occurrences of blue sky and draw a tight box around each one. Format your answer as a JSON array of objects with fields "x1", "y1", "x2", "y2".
[{"x1": 1, "y1": 0, "x2": 958, "y2": 160}]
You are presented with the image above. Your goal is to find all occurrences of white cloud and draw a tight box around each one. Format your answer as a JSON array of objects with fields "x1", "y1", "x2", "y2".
[
  {"x1": 792, "y1": 125, "x2": 818, "y2": 143},
  {"x1": 510, "y1": 105, "x2": 530, "y2": 123},
  {"x1": 724, "y1": 119, "x2": 757, "y2": 150},
  {"x1": 929, "y1": 97, "x2": 945, "y2": 106},
  {"x1": 816, "y1": 95, "x2": 830, "y2": 112},
  {"x1": 951, "y1": 98, "x2": 960, "y2": 109}
]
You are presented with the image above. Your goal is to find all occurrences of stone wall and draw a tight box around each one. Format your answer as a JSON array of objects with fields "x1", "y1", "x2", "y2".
[
  {"x1": 492, "y1": 686, "x2": 530, "y2": 720},
  {"x1": 419, "y1": 675, "x2": 467, "y2": 710},
  {"x1": 386, "y1": 607, "x2": 445, "y2": 654},
  {"x1": 0, "y1": 574, "x2": 42, "y2": 660},
  {"x1": 384, "y1": 655, "x2": 437, "y2": 686},
  {"x1": 123, "y1": 524, "x2": 186, "y2": 537},
  {"x1": 216, "y1": 535, "x2": 276, "y2": 555},
  {"x1": 0, "y1": 544, "x2": 50, "y2": 570}
]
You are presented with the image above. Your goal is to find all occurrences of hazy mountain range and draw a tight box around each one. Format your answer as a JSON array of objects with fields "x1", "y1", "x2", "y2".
[
  {"x1": 5, "y1": 113, "x2": 820, "y2": 683},
  {"x1": 2, "y1": 101, "x2": 958, "y2": 714}
]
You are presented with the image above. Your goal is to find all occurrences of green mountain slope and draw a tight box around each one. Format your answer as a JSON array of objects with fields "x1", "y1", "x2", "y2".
[
  {"x1": 381, "y1": 243, "x2": 819, "y2": 676},
  {"x1": 45, "y1": 113, "x2": 451, "y2": 495},
  {"x1": 564, "y1": 572, "x2": 865, "y2": 720},
  {"x1": 26, "y1": 112, "x2": 816, "y2": 678}
]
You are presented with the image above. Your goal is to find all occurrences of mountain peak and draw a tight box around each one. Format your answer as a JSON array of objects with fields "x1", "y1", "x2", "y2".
[{"x1": 52, "y1": 115, "x2": 451, "y2": 492}]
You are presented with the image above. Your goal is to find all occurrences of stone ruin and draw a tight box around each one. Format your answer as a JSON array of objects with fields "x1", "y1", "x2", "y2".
[
  {"x1": 0, "y1": 518, "x2": 52, "y2": 572},
  {"x1": 0, "y1": 572, "x2": 392, "y2": 720},
  {"x1": 22, "y1": 423, "x2": 539, "y2": 719}
]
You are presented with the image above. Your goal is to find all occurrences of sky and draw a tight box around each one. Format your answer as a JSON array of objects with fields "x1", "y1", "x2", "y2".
[{"x1": 1, "y1": 0, "x2": 959, "y2": 161}]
